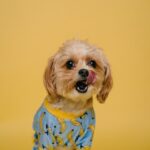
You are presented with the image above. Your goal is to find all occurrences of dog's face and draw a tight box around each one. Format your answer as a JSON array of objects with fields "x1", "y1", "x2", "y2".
[{"x1": 44, "y1": 40, "x2": 112, "y2": 103}]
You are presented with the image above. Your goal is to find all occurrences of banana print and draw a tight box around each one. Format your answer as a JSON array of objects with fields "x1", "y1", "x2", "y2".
[
  {"x1": 70, "y1": 120, "x2": 80, "y2": 126},
  {"x1": 80, "y1": 112, "x2": 88, "y2": 119},
  {"x1": 88, "y1": 124, "x2": 95, "y2": 133},
  {"x1": 40, "y1": 144, "x2": 54, "y2": 150},
  {"x1": 47, "y1": 144, "x2": 54, "y2": 150},
  {"x1": 70, "y1": 120, "x2": 84, "y2": 137},
  {"x1": 91, "y1": 110, "x2": 95, "y2": 120},
  {"x1": 82, "y1": 146, "x2": 90, "y2": 150},
  {"x1": 79, "y1": 126, "x2": 84, "y2": 137},
  {"x1": 33, "y1": 102, "x2": 95, "y2": 150},
  {"x1": 47, "y1": 127, "x2": 55, "y2": 145},
  {"x1": 33, "y1": 132, "x2": 38, "y2": 140},
  {"x1": 88, "y1": 124, "x2": 95, "y2": 142},
  {"x1": 56, "y1": 135, "x2": 64, "y2": 146},
  {"x1": 39, "y1": 112, "x2": 46, "y2": 133},
  {"x1": 33, "y1": 132, "x2": 39, "y2": 147},
  {"x1": 58, "y1": 118, "x2": 67, "y2": 133},
  {"x1": 67, "y1": 129, "x2": 76, "y2": 148}
]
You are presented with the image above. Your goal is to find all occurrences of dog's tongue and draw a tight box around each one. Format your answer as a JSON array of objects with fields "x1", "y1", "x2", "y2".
[{"x1": 87, "y1": 70, "x2": 96, "y2": 84}]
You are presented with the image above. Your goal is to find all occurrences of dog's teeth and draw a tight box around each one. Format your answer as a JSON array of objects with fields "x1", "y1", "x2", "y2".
[
  {"x1": 76, "y1": 80, "x2": 88, "y2": 93},
  {"x1": 76, "y1": 85, "x2": 88, "y2": 93}
]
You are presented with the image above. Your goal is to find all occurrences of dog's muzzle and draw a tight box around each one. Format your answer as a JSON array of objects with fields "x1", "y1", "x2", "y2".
[
  {"x1": 76, "y1": 80, "x2": 88, "y2": 93},
  {"x1": 75, "y1": 70, "x2": 96, "y2": 93}
]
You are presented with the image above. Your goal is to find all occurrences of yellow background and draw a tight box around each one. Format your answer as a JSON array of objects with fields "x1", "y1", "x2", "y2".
[{"x1": 0, "y1": 0, "x2": 150, "y2": 149}]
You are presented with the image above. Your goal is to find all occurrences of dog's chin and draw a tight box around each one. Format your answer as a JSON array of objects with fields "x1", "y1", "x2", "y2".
[{"x1": 63, "y1": 81, "x2": 95, "y2": 102}]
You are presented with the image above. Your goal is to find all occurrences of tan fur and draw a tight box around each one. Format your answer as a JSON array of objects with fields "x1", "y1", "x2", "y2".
[
  {"x1": 43, "y1": 39, "x2": 113, "y2": 149},
  {"x1": 44, "y1": 39, "x2": 112, "y2": 110},
  {"x1": 97, "y1": 65, "x2": 113, "y2": 103},
  {"x1": 44, "y1": 55, "x2": 56, "y2": 99}
]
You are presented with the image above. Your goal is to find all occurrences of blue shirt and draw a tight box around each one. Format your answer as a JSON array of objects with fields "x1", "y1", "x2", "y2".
[{"x1": 33, "y1": 98, "x2": 95, "y2": 150}]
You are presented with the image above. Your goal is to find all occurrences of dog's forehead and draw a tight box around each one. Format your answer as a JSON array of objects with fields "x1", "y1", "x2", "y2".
[
  {"x1": 70, "y1": 48, "x2": 88, "y2": 56},
  {"x1": 58, "y1": 40, "x2": 103, "y2": 62},
  {"x1": 64, "y1": 44, "x2": 91, "y2": 58}
]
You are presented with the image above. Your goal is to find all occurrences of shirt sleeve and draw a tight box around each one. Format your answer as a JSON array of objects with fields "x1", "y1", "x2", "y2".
[{"x1": 33, "y1": 107, "x2": 55, "y2": 150}]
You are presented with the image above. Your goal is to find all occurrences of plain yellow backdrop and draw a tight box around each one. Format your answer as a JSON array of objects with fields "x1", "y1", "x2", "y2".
[{"x1": 0, "y1": 0, "x2": 150, "y2": 149}]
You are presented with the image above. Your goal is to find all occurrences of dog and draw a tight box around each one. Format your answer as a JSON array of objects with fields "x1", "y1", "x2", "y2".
[{"x1": 33, "y1": 39, "x2": 113, "y2": 150}]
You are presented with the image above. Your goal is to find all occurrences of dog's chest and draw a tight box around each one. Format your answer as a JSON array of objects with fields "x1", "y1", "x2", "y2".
[{"x1": 33, "y1": 106, "x2": 95, "y2": 149}]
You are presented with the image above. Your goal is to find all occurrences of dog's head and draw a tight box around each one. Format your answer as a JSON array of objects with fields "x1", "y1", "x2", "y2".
[{"x1": 44, "y1": 40, "x2": 112, "y2": 103}]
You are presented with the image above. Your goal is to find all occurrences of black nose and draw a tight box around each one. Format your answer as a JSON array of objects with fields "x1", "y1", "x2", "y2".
[{"x1": 79, "y1": 69, "x2": 89, "y2": 78}]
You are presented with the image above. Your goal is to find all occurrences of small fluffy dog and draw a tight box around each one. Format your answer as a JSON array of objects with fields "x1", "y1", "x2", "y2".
[{"x1": 33, "y1": 39, "x2": 113, "y2": 150}]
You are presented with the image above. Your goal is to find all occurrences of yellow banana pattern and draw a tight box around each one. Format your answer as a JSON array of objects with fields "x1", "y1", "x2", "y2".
[
  {"x1": 46, "y1": 144, "x2": 54, "y2": 150},
  {"x1": 82, "y1": 146, "x2": 90, "y2": 150},
  {"x1": 88, "y1": 124, "x2": 95, "y2": 142},
  {"x1": 88, "y1": 124, "x2": 95, "y2": 133},
  {"x1": 33, "y1": 132, "x2": 39, "y2": 148},
  {"x1": 33, "y1": 106, "x2": 95, "y2": 150},
  {"x1": 41, "y1": 144, "x2": 54, "y2": 150},
  {"x1": 67, "y1": 129, "x2": 76, "y2": 149},
  {"x1": 70, "y1": 120, "x2": 81, "y2": 126},
  {"x1": 39, "y1": 112, "x2": 46, "y2": 134},
  {"x1": 55, "y1": 135, "x2": 64, "y2": 146},
  {"x1": 70, "y1": 120, "x2": 84, "y2": 137},
  {"x1": 47, "y1": 127, "x2": 55, "y2": 145},
  {"x1": 79, "y1": 126, "x2": 84, "y2": 137},
  {"x1": 58, "y1": 118, "x2": 67, "y2": 133}
]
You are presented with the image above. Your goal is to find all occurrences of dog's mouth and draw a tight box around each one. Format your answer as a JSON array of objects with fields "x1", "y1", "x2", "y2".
[
  {"x1": 75, "y1": 71, "x2": 96, "y2": 93},
  {"x1": 75, "y1": 80, "x2": 88, "y2": 93}
]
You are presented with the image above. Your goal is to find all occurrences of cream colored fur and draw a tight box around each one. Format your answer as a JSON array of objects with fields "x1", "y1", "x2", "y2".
[{"x1": 43, "y1": 39, "x2": 113, "y2": 149}]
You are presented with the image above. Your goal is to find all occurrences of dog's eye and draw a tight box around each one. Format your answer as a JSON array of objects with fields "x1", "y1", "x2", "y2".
[
  {"x1": 88, "y1": 60, "x2": 96, "y2": 68},
  {"x1": 66, "y1": 60, "x2": 75, "y2": 69}
]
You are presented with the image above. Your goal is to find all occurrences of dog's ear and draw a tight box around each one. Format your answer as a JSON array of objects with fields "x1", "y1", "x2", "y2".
[
  {"x1": 43, "y1": 55, "x2": 57, "y2": 99},
  {"x1": 97, "y1": 64, "x2": 113, "y2": 103}
]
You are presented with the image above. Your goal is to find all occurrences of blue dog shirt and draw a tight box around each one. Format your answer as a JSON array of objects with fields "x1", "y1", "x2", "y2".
[{"x1": 33, "y1": 97, "x2": 95, "y2": 150}]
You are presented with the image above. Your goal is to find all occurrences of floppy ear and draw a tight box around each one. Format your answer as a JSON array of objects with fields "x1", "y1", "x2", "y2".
[
  {"x1": 97, "y1": 64, "x2": 113, "y2": 103},
  {"x1": 43, "y1": 56, "x2": 57, "y2": 99}
]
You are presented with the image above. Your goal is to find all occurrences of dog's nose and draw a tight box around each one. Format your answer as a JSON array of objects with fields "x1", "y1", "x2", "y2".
[{"x1": 79, "y1": 69, "x2": 89, "y2": 78}]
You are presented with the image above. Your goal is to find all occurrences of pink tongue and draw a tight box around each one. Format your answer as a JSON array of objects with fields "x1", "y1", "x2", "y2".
[{"x1": 87, "y1": 70, "x2": 96, "y2": 84}]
